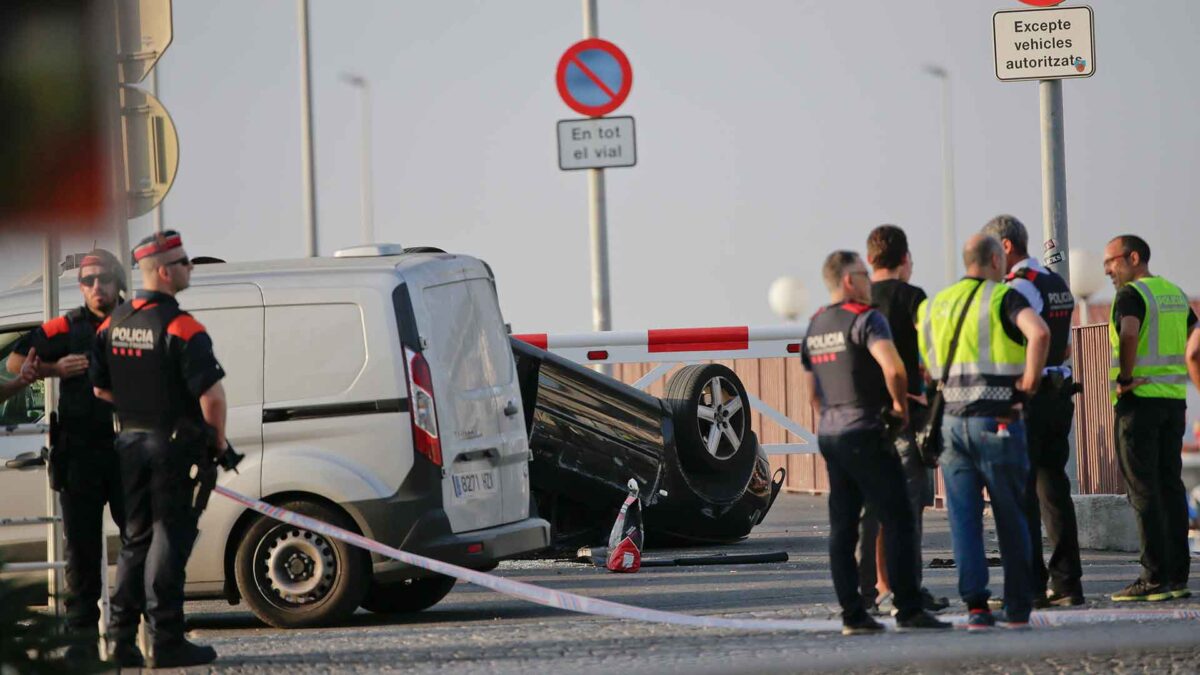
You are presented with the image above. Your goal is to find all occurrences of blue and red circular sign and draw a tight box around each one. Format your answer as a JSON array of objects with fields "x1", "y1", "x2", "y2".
[{"x1": 556, "y1": 38, "x2": 632, "y2": 117}]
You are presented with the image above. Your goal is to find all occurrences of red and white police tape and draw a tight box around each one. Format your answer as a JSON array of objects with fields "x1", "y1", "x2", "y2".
[{"x1": 214, "y1": 486, "x2": 1200, "y2": 632}]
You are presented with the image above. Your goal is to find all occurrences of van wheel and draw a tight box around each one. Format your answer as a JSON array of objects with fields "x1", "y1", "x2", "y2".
[
  {"x1": 361, "y1": 574, "x2": 456, "y2": 614},
  {"x1": 234, "y1": 501, "x2": 369, "y2": 628},
  {"x1": 664, "y1": 364, "x2": 752, "y2": 473}
]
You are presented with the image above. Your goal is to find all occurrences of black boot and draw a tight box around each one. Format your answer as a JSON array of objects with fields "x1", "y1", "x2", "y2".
[
  {"x1": 64, "y1": 641, "x2": 100, "y2": 666},
  {"x1": 148, "y1": 638, "x2": 217, "y2": 668},
  {"x1": 108, "y1": 640, "x2": 145, "y2": 668}
]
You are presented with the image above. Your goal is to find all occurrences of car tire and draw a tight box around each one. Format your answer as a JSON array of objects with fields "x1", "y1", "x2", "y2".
[
  {"x1": 664, "y1": 364, "x2": 752, "y2": 473},
  {"x1": 234, "y1": 500, "x2": 369, "y2": 628},
  {"x1": 360, "y1": 574, "x2": 456, "y2": 614}
]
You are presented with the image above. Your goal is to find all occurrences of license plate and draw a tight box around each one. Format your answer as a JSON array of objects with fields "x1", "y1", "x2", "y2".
[{"x1": 451, "y1": 468, "x2": 498, "y2": 502}]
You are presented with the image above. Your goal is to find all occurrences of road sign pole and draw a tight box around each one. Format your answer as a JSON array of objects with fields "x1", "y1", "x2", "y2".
[
  {"x1": 41, "y1": 234, "x2": 63, "y2": 618},
  {"x1": 151, "y1": 66, "x2": 164, "y2": 234},
  {"x1": 1039, "y1": 78, "x2": 1070, "y2": 283},
  {"x1": 582, "y1": 0, "x2": 613, "y2": 375}
]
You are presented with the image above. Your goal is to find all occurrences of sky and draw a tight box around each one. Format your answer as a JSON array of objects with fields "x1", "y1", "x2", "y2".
[{"x1": 2, "y1": 0, "x2": 1199, "y2": 337}]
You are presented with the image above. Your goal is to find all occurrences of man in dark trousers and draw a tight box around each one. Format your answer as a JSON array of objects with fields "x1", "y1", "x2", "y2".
[
  {"x1": 857, "y1": 225, "x2": 947, "y2": 614},
  {"x1": 802, "y1": 250, "x2": 950, "y2": 635},
  {"x1": 982, "y1": 215, "x2": 1085, "y2": 608},
  {"x1": 7, "y1": 249, "x2": 127, "y2": 662},
  {"x1": 1103, "y1": 234, "x2": 1200, "y2": 602},
  {"x1": 91, "y1": 230, "x2": 235, "y2": 668}
]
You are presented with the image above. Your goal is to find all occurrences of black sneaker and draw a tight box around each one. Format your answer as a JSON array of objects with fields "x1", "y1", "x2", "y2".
[
  {"x1": 896, "y1": 610, "x2": 952, "y2": 630},
  {"x1": 1111, "y1": 579, "x2": 1172, "y2": 602},
  {"x1": 108, "y1": 641, "x2": 145, "y2": 668},
  {"x1": 148, "y1": 639, "x2": 218, "y2": 668},
  {"x1": 920, "y1": 587, "x2": 950, "y2": 612},
  {"x1": 991, "y1": 608, "x2": 1032, "y2": 630},
  {"x1": 842, "y1": 613, "x2": 885, "y2": 636},
  {"x1": 1046, "y1": 589, "x2": 1085, "y2": 606},
  {"x1": 966, "y1": 608, "x2": 996, "y2": 632},
  {"x1": 1169, "y1": 583, "x2": 1191, "y2": 600}
]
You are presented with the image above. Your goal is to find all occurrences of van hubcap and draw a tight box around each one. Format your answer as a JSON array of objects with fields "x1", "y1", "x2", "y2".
[{"x1": 259, "y1": 528, "x2": 337, "y2": 605}]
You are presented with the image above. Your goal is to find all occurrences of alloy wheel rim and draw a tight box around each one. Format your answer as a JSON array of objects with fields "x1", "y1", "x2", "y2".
[{"x1": 694, "y1": 376, "x2": 745, "y2": 460}]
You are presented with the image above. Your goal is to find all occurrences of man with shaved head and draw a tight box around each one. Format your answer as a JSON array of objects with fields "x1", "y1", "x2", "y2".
[{"x1": 917, "y1": 233, "x2": 1050, "y2": 630}]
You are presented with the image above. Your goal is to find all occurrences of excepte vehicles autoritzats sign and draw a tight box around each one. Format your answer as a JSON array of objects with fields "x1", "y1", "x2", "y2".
[
  {"x1": 993, "y1": 5, "x2": 1095, "y2": 82},
  {"x1": 556, "y1": 38, "x2": 633, "y2": 117}
]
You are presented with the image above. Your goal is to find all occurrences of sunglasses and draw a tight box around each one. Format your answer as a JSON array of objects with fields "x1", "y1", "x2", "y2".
[
  {"x1": 165, "y1": 256, "x2": 192, "y2": 268},
  {"x1": 80, "y1": 273, "x2": 116, "y2": 287}
]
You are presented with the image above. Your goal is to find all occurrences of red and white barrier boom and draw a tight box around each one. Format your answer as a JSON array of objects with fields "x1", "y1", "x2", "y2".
[{"x1": 514, "y1": 325, "x2": 817, "y2": 454}]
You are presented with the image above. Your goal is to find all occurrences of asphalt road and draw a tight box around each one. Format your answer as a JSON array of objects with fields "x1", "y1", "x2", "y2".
[{"x1": 162, "y1": 493, "x2": 1199, "y2": 674}]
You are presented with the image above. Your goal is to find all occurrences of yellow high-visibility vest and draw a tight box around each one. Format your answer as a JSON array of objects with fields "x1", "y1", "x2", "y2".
[
  {"x1": 918, "y1": 279, "x2": 1026, "y2": 405},
  {"x1": 1109, "y1": 276, "x2": 1190, "y2": 403}
]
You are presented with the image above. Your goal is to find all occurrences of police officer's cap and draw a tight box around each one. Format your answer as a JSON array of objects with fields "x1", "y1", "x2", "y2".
[
  {"x1": 78, "y1": 248, "x2": 127, "y2": 293},
  {"x1": 133, "y1": 230, "x2": 184, "y2": 263}
]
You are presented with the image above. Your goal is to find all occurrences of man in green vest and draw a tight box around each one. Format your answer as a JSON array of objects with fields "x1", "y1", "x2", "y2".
[
  {"x1": 917, "y1": 234, "x2": 1050, "y2": 630},
  {"x1": 1103, "y1": 234, "x2": 1200, "y2": 602}
]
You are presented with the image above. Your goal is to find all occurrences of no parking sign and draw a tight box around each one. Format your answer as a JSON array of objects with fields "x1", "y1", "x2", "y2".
[{"x1": 556, "y1": 38, "x2": 632, "y2": 117}]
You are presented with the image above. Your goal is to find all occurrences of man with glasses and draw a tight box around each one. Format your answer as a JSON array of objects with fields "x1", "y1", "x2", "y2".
[
  {"x1": 802, "y1": 250, "x2": 950, "y2": 635},
  {"x1": 91, "y1": 230, "x2": 234, "y2": 668},
  {"x1": 1103, "y1": 234, "x2": 1200, "y2": 602},
  {"x1": 6, "y1": 249, "x2": 127, "y2": 664}
]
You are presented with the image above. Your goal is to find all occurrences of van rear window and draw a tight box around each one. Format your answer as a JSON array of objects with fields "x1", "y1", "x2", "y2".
[{"x1": 423, "y1": 279, "x2": 513, "y2": 390}]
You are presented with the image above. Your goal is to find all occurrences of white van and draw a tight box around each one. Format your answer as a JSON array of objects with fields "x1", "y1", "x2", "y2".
[{"x1": 0, "y1": 245, "x2": 549, "y2": 627}]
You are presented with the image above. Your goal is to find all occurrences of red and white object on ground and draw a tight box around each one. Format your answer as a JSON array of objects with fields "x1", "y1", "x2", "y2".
[
  {"x1": 514, "y1": 325, "x2": 817, "y2": 454},
  {"x1": 606, "y1": 479, "x2": 643, "y2": 573}
]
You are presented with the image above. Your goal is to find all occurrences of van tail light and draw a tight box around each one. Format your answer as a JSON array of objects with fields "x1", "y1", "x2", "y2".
[{"x1": 404, "y1": 347, "x2": 442, "y2": 466}]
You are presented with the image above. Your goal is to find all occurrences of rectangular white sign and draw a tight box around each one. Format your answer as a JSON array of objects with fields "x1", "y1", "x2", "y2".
[
  {"x1": 993, "y1": 6, "x2": 1095, "y2": 82},
  {"x1": 557, "y1": 116, "x2": 636, "y2": 171}
]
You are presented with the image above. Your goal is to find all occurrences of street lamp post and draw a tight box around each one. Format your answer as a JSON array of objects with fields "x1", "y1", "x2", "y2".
[
  {"x1": 297, "y1": 0, "x2": 318, "y2": 256},
  {"x1": 341, "y1": 73, "x2": 374, "y2": 244},
  {"x1": 924, "y1": 65, "x2": 957, "y2": 287}
]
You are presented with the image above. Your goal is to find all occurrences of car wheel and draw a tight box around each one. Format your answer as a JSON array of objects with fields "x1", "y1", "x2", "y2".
[
  {"x1": 234, "y1": 500, "x2": 369, "y2": 628},
  {"x1": 664, "y1": 364, "x2": 752, "y2": 473},
  {"x1": 361, "y1": 574, "x2": 456, "y2": 614}
]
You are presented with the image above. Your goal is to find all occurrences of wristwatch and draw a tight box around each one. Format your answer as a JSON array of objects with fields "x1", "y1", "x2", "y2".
[{"x1": 1116, "y1": 375, "x2": 1133, "y2": 387}]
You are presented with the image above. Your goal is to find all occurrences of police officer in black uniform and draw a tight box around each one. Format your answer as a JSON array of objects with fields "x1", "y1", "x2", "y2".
[
  {"x1": 983, "y1": 215, "x2": 1085, "y2": 607},
  {"x1": 6, "y1": 250, "x2": 126, "y2": 663},
  {"x1": 90, "y1": 230, "x2": 238, "y2": 668},
  {"x1": 802, "y1": 250, "x2": 950, "y2": 635}
]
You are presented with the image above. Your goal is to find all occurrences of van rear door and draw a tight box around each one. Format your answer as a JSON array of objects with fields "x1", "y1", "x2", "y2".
[{"x1": 413, "y1": 270, "x2": 529, "y2": 533}]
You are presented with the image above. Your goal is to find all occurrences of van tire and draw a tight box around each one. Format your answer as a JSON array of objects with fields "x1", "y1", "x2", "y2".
[
  {"x1": 361, "y1": 574, "x2": 456, "y2": 614},
  {"x1": 664, "y1": 364, "x2": 752, "y2": 473},
  {"x1": 234, "y1": 500, "x2": 369, "y2": 628}
]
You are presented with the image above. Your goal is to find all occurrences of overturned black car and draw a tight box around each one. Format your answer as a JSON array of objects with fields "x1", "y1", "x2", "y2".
[{"x1": 511, "y1": 338, "x2": 784, "y2": 546}]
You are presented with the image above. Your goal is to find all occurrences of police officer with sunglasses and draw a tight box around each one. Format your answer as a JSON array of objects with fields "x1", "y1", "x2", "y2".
[
  {"x1": 6, "y1": 249, "x2": 127, "y2": 664},
  {"x1": 91, "y1": 230, "x2": 238, "y2": 669}
]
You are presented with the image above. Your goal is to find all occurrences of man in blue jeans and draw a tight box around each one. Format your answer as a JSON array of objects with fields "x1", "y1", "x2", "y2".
[{"x1": 917, "y1": 234, "x2": 1050, "y2": 630}]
